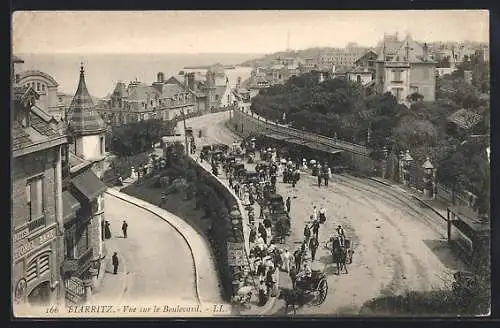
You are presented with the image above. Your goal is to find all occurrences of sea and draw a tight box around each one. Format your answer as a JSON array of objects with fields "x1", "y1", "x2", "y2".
[{"x1": 15, "y1": 53, "x2": 260, "y2": 98}]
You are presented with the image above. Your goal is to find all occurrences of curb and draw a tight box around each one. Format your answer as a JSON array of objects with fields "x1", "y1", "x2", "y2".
[
  {"x1": 410, "y1": 195, "x2": 448, "y2": 222},
  {"x1": 104, "y1": 188, "x2": 202, "y2": 305},
  {"x1": 368, "y1": 177, "x2": 393, "y2": 187},
  {"x1": 368, "y1": 177, "x2": 448, "y2": 222}
]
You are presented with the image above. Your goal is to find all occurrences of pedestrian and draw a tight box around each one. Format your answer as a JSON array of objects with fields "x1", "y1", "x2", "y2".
[
  {"x1": 312, "y1": 219, "x2": 320, "y2": 240},
  {"x1": 121, "y1": 220, "x2": 128, "y2": 238},
  {"x1": 289, "y1": 266, "x2": 298, "y2": 289},
  {"x1": 258, "y1": 223, "x2": 267, "y2": 244},
  {"x1": 293, "y1": 249, "x2": 302, "y2": 270},
  {"x1": 317, "y1": 168, "x2": 322, "y2": 187},
  {"x1": 282, "y1": 248, "x2": 291, "y2": 273},
  {"x1": 266, "y1": 266, "x2": 277, "y2": 296},
  {"x1": 312, "y1": 206, "x2": 318, "y2": 221},
  {"x1": 309, "y1": 236, "x2": 319, "y2": 261},
  {"x1": 112, "y1": 252, "x2": 119, "y2": 274},
  {"x1": 229, "y1": 175, "x2": 233, "y2": 189},
  {"x1": 319, "y1": 207, "x2": 326, "y2": 224},
  {"x1": 303, "y1": 223, "x2": 311, "y2": 245},
  {"x1": 258, "y1": 280, "x2": 268, "y2": 306},
  {"x1": 285, "y1": 196, "x2": 291, "y2": 214},
  {"x1": 249, "y1": 225, "x2": 257, "y2": 244},
  {"x1": 104, "y1": 221, "x2": 112, "y2": 239}
]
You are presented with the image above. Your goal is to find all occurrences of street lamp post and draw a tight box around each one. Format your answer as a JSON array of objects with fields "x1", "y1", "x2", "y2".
[
  {"x1": 402, "y1": 150, "x2": 413, "y2": 186},
  {"x1": 382, "y1": 145, "x2": 389, "y2": 179},
  {"x1": 422, "y1": 157, "x2": 435, "y2": 198}
]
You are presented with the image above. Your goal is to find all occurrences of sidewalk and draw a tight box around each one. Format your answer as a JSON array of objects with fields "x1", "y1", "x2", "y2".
[
  {"x1": 369, "y1": 177, "x2": 449, "y2": 221},
  {"x1": 91, "y1": 237, "x2": 128, "y2": 304},
  {"x1": 190, "y1": 152, "x2": 281, "y2": 316}
]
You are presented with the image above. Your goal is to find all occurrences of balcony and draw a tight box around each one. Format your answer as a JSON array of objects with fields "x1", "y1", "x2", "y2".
[{"x1": 28, "y1": 216, "x2": 46, "y2": 232}]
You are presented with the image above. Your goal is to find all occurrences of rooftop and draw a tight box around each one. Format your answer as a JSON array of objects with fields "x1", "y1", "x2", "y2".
[
  {"x1": 447, "y1": 108, "x2": 483, "y2": 130},
  {"x1": 67, "y1": 64, "x2": 106, "y2": 135}
]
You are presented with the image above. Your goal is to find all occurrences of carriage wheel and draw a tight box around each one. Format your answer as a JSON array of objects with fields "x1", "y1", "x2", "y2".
[{"x1": 317, "y1": 278, "x2": 328, "y2": 305}]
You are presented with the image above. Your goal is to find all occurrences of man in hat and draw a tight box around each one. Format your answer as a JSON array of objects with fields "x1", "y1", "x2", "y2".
[
  {"x1": 286, "y1": 196, "x2": 291, "y2": 213},
  {"x1": 112, "y1": 252, "x2": 119, "y2": 275},
  {"x1": 337, "y1": 225, "x2": 346, "y2": 247},
  {"x1": 122, "y1": 220, "x2": 128, "y2": 238},
  {"x1": 309, "y1": 236, "x2": 319, "y2": 261}
]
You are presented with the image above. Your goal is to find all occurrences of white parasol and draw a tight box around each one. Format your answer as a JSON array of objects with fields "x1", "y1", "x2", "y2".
[
  {"x1": 310, "y1": 160, "x2": 316, "y2": 165},
  {"x1": 280, "y1": 159, "x2": 287, "y2": 164}
]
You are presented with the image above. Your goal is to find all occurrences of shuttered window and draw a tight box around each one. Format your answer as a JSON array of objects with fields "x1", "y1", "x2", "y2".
[{"x1": 26, "y1": 252, "x2": 51, "y2": 284}]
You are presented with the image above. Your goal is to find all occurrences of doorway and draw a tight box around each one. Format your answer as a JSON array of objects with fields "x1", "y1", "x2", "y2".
[{"x1": 27, "y1": 281, "x2": 51, "y2": 306}]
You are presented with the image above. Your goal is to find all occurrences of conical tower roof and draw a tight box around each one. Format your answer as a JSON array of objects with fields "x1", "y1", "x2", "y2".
[{"x1": 67, "y1": 64, "x2": 106, "y2": 135}]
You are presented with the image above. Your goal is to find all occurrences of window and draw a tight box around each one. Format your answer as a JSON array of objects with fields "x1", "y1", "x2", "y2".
[
  {"x1": 26, "y1": 176, "x2": 44, "y2": 220},
  {"x1": 422, "y1": 68, "x2": 430, "y2": 80},
  {"x1": 75, "y1": 223, "x2": 90, "y2": 258},
  {"x1": 391, "y1": 87, "x2": 403, "y2": 101},
  {"x1": 37, "y1": 83, "x2": 40, "y2": 91},
  {"x1": 41, "y1": 84, "x2": 45, "y2": 92},
  {"x1": 392, "y1": 70, "x2": 403, "y2": 82},
  {"x1": 26, "y1": 252, "x2": 51, "y2": 284}
]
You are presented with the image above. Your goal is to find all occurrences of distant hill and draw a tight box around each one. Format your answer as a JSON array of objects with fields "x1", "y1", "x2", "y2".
[{"x1": 239, "y1": 47, "x2": 360, "y2": 67}]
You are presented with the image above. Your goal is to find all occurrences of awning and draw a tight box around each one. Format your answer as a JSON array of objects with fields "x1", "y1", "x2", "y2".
[
  {"x1": 63, "y1": 190, "x2": 81, "y2": 224},
  {"x1": 72, "y1": 169, "x2": 107, "y2": 201}
]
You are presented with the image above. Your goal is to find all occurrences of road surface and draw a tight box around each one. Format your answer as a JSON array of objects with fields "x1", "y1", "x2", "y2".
[
  {"x1": 103, "y1": 192, "x2": 199, "y2": 305},
  {"x1": 183, "y1": 111, "x2": 465, "y2": 315}
]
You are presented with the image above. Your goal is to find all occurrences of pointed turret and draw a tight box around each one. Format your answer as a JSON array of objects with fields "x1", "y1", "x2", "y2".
[{"x1": 67, "y1": 63, "x2": 106, "y2": 135}]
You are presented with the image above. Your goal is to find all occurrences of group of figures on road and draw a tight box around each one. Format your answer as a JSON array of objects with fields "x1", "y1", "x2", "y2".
[{"x1": 199, "y1": 136, "x2": 355, "y2": 312}]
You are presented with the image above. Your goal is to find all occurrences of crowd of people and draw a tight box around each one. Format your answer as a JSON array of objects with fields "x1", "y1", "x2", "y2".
[{"x1": 203, "y1": 138, "x2": 349, "y2": 310}]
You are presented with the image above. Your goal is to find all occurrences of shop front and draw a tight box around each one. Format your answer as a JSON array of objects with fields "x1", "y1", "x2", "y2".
[{"x1": 13, "y1": 223, "x2": 60, "y2": 307}]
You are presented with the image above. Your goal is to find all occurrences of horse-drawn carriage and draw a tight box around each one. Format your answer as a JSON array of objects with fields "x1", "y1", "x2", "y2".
[
  {"x1": 326, "y1": 237, "x2": 354, "y2": 275},
  {"x1": 232, "y1": 163, "x2": 246, "y2": 181},
  {"x1": 279, "y1": 268, "x2": 329, "y2": 313},
  {"x1": 244, "y1": 170, "x2": 260, "y2": 185}
]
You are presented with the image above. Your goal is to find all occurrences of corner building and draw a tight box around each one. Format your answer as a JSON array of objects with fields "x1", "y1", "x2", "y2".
[{"x1": 11, "y1": 56, "x2": 66, "y2": 308}]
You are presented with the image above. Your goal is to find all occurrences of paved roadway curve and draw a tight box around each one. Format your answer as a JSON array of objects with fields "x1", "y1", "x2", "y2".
[
  {"x1": 183, "y1": 112, "x2": 465, "y2": 315},
  {"x1": 103, "y1": 193, "x2": 199, "y2": 305}
]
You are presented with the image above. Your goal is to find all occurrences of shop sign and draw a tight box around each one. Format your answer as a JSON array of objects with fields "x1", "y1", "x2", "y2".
[
  {"x1": 227, "y1": 242, "x2": 245, "y2": 266},
  {"x1": 13, "y1": 226, "x2": 56, "y2": 261}
]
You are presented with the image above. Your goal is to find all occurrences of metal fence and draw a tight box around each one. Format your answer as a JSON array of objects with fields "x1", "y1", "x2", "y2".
[{"x1": 237, "y1": 110, "x2": 370, "y2": 156}]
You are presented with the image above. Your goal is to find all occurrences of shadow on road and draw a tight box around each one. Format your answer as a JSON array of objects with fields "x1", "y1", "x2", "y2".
[
  {"x1": 422, "y1": 239, "x2": 465, "y2": 272},
  {"x1": 358, "y1": 290, "x2": 470, "y2": 316}
]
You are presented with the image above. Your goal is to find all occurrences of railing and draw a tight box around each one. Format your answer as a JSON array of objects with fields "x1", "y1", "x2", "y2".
[
  {"x1": 28, "y1": 216, "x2": 46, "y2": 232},
  {"x1": 236, "y1": 110, "x2": 370, "y2": 155}
]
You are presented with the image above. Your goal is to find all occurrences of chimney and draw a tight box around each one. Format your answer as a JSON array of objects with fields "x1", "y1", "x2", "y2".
[
  {"x1": 188, "y1": 73, "x2": 195, "y2": 91},
  {"x1": 157, "y1": 72, "x2": 164, "y2": 83},
  {"x1": 237, "y1": 76, "x2": 242, "y2": 89},
  {"x1": 423, "y1": 43, "x2": 429, "y2": 61}
]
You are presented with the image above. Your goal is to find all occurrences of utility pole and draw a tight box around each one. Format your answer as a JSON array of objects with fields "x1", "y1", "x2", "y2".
[{"x1": 180, "y1": 109, "x2": 189, "y2": 156}]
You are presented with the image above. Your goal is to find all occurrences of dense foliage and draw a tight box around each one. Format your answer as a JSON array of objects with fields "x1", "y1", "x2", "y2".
[{"x1": 108, "y1": 119, "x2": 176, "y2": 156}]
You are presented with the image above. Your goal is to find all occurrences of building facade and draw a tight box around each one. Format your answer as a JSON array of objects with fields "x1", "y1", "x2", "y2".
[
  {"x1": 12, "y1": 56, "x2": 67, "y2": 309},
  {"x1": 375, "y1": 34, "x2": 437, "y2": 105},
  {"x1": 61, "y1": 64, "x2": 108, "y2": 305},
  {"x1": 17, "y1": 70, "x2": 67, "y2": 122}
]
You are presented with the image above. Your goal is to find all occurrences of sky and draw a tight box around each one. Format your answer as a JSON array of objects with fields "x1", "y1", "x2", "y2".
[{"x1": 12, "y1": 10, "x2": 489, "y2": 54}]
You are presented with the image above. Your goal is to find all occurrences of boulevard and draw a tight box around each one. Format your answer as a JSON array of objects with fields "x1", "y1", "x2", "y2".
[{"x1": 183, "y1": 111, "x2": 466, "y2": 315}]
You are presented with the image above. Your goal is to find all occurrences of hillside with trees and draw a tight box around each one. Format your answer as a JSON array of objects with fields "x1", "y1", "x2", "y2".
[{"x1": 250, "y1": 60, "x2": 490, "y2": 215}]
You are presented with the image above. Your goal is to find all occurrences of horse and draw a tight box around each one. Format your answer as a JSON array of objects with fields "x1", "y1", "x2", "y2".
[
  {"x1": 331, "y1": 238, "x2": 348, "y2": 275},
  {"x1": 278, "y1": 287, "x2": 303, "y2": 315}
]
